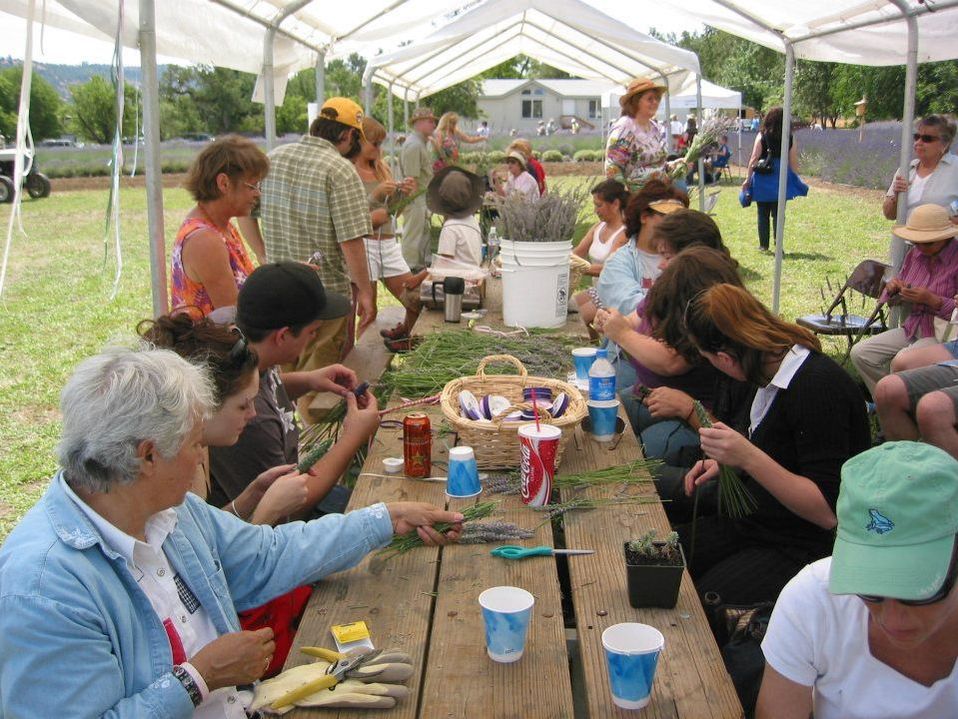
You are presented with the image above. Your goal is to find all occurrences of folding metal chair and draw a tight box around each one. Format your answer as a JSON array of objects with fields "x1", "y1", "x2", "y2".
[{"x1": 796, "y1": 259, "x2": 891, "y2": 363}]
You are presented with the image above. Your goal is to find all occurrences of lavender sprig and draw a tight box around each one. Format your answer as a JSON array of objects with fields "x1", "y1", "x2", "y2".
[
  {"x1": 692, "y1": 400, "x2": 757, "y2": 518},
  {"x1": 458, "y1": 521, "x2": 535, "y2": 544}
]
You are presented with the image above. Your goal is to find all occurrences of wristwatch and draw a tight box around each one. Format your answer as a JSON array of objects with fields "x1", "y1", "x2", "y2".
[{"x1": 172, "y1": 664, "x2": 203, "y2": 707}]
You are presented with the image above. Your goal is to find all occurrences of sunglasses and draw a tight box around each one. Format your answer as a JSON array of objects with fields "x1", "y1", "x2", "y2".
[
  {"x1": 913, "y1": 133, "x2": 943, "y2": 143},
  {"x1": 858, "y1": 543, "x2": 958, "y2": 606}
]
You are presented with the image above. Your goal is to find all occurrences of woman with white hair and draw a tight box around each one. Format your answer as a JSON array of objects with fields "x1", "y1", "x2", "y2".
[{"x1": 0, "y1": 347, "x2": 461, "y2": 717}]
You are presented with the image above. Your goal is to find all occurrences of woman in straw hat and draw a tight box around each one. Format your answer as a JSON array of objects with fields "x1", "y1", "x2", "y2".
[
  {"x1": 757, "y1": 442, "x2": 958, "y2": 719},
  {"x1": 850, "y1": 203, "x2": 958, "y2": 395},
  {"x1": 605, "y1": 76, "x2": 677, "y2": 192},
  {"x1": 495, "y1": 150, "x2": 540, "y2": 201}
]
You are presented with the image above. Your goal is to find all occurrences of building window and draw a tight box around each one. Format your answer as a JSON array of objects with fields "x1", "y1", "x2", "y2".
[
  {"x1": 522, "y1": 100, "x2": 543, "y2": 119},
  {"x1": 588, "y1": 99, "x2": 600, "y2": 119}
]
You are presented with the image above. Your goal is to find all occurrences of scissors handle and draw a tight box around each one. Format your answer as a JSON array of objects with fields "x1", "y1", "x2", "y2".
[{"x1": 490, "y1": 545, "x2": 554, "y2": 560}]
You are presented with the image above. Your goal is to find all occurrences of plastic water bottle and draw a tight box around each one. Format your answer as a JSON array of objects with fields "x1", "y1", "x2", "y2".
[
  {"x1": 487, "y1": 226, "x2": 500, "y2": 263},
  {"x1": 589, "y1": 347, "x2": 616, "y2": 401}
]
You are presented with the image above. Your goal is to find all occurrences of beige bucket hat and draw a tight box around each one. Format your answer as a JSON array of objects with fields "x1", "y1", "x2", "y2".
[{"x1": 894, "y1": 204, "x2": 958, "y2": 243}]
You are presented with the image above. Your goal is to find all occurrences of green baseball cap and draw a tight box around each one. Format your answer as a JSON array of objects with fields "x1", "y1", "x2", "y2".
[{"x1": 829, "y1": 441, "x2": 958, "y2": 600}]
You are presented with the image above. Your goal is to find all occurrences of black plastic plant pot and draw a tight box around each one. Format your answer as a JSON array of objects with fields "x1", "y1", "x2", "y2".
[{"x1": 623, "y1": 541, "x2": 686, "y2": 609}]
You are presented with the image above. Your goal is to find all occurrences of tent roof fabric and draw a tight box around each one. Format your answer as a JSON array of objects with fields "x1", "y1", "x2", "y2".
[
  {"x1": 365, "y1": 0, "x2": 699, "y2": 99},
  {"x1": 480, "y1": 78, "x2": 617, "y2": 98}
]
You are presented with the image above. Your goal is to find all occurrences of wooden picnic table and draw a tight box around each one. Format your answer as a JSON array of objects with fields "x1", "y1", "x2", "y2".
[{"x1": 285, "y1": 277, "x2": 743, "y2": 719}]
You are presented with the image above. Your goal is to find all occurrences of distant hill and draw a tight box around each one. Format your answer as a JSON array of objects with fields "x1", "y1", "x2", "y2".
[{"x1": 0, "y1": 57, "x2": 173, "y2": 99}]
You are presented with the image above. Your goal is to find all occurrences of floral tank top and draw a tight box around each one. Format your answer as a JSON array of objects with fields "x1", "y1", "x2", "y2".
[
  {"x1": 170, "y1": 215, "x2": 256, "y2": 315},
  {"x1": 432, "y1": 131, "x2": 459, "y2": 173}
]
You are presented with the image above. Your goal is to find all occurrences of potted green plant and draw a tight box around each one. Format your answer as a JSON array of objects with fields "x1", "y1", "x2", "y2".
[{"x1": 623, "y1": 530, "x2": 686, "y2": 609}]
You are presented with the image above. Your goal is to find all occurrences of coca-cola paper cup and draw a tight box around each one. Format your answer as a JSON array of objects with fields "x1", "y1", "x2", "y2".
[{"x1": 517, "y1": 424, "x2": 561, "y2": 507}]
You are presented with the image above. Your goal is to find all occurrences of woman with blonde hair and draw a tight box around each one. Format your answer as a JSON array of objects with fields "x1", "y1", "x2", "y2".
[
  {"x1": 171, "y1": 135, "x2": 269, "y2": 315},
  {"x1": 679, "y1": 284, "x2": 870, "y2": 607},
  {"x1": 352, "y1": 116, "x2": 427, "y2": 344},
  {"x1": 432, "y1": 111, "x2": 485, "y2": 172}
]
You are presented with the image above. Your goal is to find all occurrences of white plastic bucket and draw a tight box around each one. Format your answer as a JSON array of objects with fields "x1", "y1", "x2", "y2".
[{"x1": 499, "y1": 239, "x2": 571, "y2": 328}]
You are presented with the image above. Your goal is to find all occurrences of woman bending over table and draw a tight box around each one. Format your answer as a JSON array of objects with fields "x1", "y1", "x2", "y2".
[
  {"x1": 171, "y1": 135, "x2": 268, "y2": 315},
  {"x1": 680, "y1": 284, "x2": 870, "y2": 607}
]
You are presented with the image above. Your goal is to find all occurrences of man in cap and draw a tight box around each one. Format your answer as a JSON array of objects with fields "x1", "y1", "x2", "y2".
[
  {"x1": 209, "y1": 262, "x2": 381, "y2": 515},
  {"x1": 756, "y1": 441, "x2": 958, "y2": 718},
  {"x1": 428, "y1": 166, "x2": 485, "y2": 266},
  {"x1": 400, "y1": 107, "x2": 438, "y2": 270},
  {"x1": 238, "y1": 98, "x2": 374, "y2": 419}
]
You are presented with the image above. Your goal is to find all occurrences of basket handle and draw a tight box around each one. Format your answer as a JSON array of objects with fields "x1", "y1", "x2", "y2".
[
  {"x1": 490, "y1": 402, "x2": 555, "y2": 428},
  {"x1": 476, "y1": 354, "x2": 528, "y2": 379}
]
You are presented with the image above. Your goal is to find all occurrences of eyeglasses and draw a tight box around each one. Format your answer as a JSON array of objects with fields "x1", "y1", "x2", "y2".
[
  {"x1": 243, "y1": 180, "x2": 263, "y2": 192},
  {"x1": 914, "y1": 133, "x2": 943, "y2": 143},
  {"x1": 858, "y1": 542, "x2": 958, "y2": 606}
]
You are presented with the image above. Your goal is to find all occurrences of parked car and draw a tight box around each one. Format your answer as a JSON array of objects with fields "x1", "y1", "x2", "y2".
[
  {"x1": 39, "y1": 138, "x2": 81, "y2": 148},
  {"x1": 0, "y1": 148, "x2": 52, "y2": 203},
  {"x1": 177, "y1": 133, "x2": 215, "y2": 142}
]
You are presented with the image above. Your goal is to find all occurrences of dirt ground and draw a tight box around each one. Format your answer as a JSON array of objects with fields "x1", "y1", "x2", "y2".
[{"x1": 49, "y1": 164, "x2": 885, "y2": 203}]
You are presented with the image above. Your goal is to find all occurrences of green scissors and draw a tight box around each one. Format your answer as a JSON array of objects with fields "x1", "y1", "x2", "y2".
[{"x1": 490, "y1": 545, "x2": 596, "y2": 560}]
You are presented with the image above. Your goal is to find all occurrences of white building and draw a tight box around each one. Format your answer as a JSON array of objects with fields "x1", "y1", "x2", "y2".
[{"x1": 477, "y1": 79, "x2": 616, "y2": 134}]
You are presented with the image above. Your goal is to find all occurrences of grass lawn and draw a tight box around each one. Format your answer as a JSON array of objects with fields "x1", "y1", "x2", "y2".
[{"x1": 0, "y1": 175, "x2": 891, "y2": 539}]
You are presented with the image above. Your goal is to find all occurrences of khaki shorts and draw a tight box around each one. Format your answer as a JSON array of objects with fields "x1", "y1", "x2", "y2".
[
  {"x1": 898, "y1": 363, "x2": 958, "y2": 414},
  {"x1": 364, "y1": 237, "x2": 411, "y2": 280}
]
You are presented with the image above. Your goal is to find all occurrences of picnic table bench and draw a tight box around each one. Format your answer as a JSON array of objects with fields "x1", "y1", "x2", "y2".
[{"x1": 286, "y1": 277, "x2": 743, "y2": 718}]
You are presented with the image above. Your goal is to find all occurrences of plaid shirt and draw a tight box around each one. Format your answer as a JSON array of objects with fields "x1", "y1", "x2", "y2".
[{"x1": 258, "y1": 135, "x2": 371, "y2": 294}]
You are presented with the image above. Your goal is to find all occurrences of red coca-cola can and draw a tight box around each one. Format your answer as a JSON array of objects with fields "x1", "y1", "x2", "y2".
[
  {"x1": 517, "y1": 424, "x2": 561, "y2": 506},
  {"x1": 403, "y1": 413, "x2": 432, "y2": 478}
]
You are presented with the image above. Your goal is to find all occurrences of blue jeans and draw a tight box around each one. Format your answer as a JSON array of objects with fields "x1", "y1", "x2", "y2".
[{"x1": 620, "y1": 386, "x2": 701, "y2": 464}]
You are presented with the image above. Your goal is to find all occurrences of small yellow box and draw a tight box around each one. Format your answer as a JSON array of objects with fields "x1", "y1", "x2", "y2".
[{"x1": 331, "y1": 621, "x2": 370, "y2": 644}]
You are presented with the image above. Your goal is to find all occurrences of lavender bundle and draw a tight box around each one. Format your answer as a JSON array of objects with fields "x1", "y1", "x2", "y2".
[
  {"x1": 533, "y1": 496, "x2": 659, "y2": 526},
  {"x1": 556, "y1": 460, "x2": 661, "y2": 490},
  {"x1": 458, "y1": 521, "x2": 535, "y2": 545},
  {"x1": 482, "y1": 471, "x2": 521, "y2": 495},
  {"x1": 669, "y1": 116, "x2": 736, "y2": 181},
  {"x1": 692, "y1": 400, "x2": 757, "y2": 518},
  {"x1": 379, "y1": 501, "x2": 499, "y2": 557}
]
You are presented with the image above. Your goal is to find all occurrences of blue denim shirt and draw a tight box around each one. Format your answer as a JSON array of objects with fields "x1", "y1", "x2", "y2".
[{"x1": 0, "y1": 473, "x2": 393, "y2": 718}]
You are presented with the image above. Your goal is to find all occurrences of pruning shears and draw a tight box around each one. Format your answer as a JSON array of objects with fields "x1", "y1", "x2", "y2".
[
  {"x1": 490, "y1": 545, "x2": 595, "y2": 560},
  {"x1": 271, "y1": 648, "x2": 380, "y2": 709}
]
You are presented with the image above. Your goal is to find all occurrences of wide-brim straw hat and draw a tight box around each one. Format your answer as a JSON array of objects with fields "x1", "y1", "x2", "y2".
[
  {"x1": 620, "y1": 77, "x2": 668, "y2": 108},
  {"x1": 409, "y1": 107, "x2": 437, "y2": 126},
  {"x1": 648, "y1": 199, "x2": 686, "y2": 215},
  {"x1": 427, "y1": 166, "x2": 485, "y2": 218},
  {"x1": 894, "y1": 203, "x2": 958, "y2": 243},
  {"x1": 505, "y1": 150, "x2": 527, "y2": 170}
]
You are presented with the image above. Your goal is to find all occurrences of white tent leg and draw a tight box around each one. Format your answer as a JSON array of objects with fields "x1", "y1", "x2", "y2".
[
  {"x1": 662, "y1": 73, "x2": 672, "y2": 153},
  {"x1": 263, "y1": 27, "x2": 277, "y2": 150},
  {"x1": 315, "y1": 49, "x2": 326, "y2": 105},
  {"x1": 139, "y1": 0, "x2": 167, "y2": 316},
  {"x1": 364, "y1": 73, "x2": 373, "y2": 116},
  {"x1": 772, "y1": 42, "x2": 795, "y2": 314},
  {"x1": 891, "y1": 1, "x2": 918, "y2": 275},
  {"x1": 696, "y1": 75, "x2": 705, "y2": 211},
  {"x1": 387, "y1": 81, "x2": 395, "y2": 172},
  {"x1": 403, "y1": 88, "x2": 409, "y2": 129}
]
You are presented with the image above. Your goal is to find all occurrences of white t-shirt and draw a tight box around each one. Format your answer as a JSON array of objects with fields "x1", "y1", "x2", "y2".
[
  {"x1": 437, "y1": 216, "x2": 483, "y2": 266},
  {"x1": 506, "y1": 171, "x2": 540, "y2": 201},
  {"x1": 763, "y1": 558, "x2": 958, "y2": 719}
]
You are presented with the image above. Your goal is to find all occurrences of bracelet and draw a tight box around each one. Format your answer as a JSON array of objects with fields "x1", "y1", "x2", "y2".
[
  {"x1": 230, "y1": 500, "x2": 244, "y2": 520},
  {"x1": 172, "y1": 665, "x2": 203, "y2": 707},
  {"x1": 684, "y1": 404, "x2": 696, "y2": 424}
]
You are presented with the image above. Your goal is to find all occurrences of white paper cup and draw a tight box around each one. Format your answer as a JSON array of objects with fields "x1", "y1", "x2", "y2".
[
  {"x1": 478, "y1": 586, "x2": 535, "y2": 663},
  {"x1": 447, "y1": 446, "x2": 481, "y2": 498},
  {"x1": 602, "y1": 623, "x2": 665, "y2": 709},
  {"x1": 572, "y1": 347, "x2": 598, "y2": 380},
  {"x1": 588, "y1": 399, "x2": 621, "y2": 442}
]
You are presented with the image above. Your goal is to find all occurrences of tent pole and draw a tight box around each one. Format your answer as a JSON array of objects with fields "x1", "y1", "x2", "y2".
[
  {"x1": 315, "y1": 48, "x2": 326, "y2": 104},
  {"x1": 387, "y1": 81, "x2": 395, "y2": 173},
  {"x1": 263, "y1": 28, "x2": 277, "y2": 150},
  {"x1": 890, "y1": 0, "x2": 918, "y2": 277},
  {"x1": 772, "y1": 41, "x2": 795, "y2": 315},
  {"x1": 695, "y1": 74, "x2": 705, "y2": 211},
  {"x1": 139, "y1": 0, "x2": 167, "y2": 316},
  {"x1": 364, "y1": 72, "x2": 373, "y2": 116},
  {"x1": 662, "y1": 73, "x2": 672, "y2": 153},
  {"x1": 404, "y1": 87, "x2": 410, "y2": 128}
]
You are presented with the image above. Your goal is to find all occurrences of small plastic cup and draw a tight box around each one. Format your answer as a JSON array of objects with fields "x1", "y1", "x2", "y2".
[
  {"x1": 446, "y1": 446, "x2": 481, "y2": 498},
  {"x1": 602, "y1": 623, "x2": 665, "y2": 710},
  {"x1": 572, "y1": 347, "x2": 598, "y2": 380},
  {"x1": 479, "y1": 586, "x2": 535, "y2": 663},
  {"x1": 588, "y1": 399, "x2": 621, "y2": 442}
]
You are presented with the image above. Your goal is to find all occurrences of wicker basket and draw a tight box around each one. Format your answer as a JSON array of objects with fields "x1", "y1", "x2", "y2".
[
  {"x1": 569, "y1": 253, "x2": 592, "y2": 293},
  {"x1": 440, "y1": 354, "x2": 588, "y2": 469}
]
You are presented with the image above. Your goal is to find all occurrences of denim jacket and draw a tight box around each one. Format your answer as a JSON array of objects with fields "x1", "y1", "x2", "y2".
[{"x1": 0, "y1": 473, "x2": 392, "y2": 719}]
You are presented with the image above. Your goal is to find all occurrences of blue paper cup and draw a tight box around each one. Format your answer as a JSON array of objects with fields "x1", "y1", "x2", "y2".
[
  {"x1": 572, "y1": 347, "x2": 598, "y2": 380},
  {"x1": 602, "y1": 623, "x2": 665, "y2": 710},
  {"x1": 588, "y1": 399, "x2": 621, "y2": 442},
  {"x1": 478, "y1": 586, "x2": 535, "y2": 663},
  {"x1": 447, "y1": 446, "x2": 481, "y2": 498}
]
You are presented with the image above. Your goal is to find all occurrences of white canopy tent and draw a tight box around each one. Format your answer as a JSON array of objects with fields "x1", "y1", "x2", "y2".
[{"x1": 4, "y1": 0, "x2": 958, "y2": 315}]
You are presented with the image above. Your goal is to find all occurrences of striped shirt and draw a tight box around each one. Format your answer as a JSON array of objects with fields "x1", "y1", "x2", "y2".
[
  {"x1": 258, "y1": 135, "x2": 371, "y2": 295},
  {"x1": 882, "y1": 238, "x2": 958, "y2": 339}
]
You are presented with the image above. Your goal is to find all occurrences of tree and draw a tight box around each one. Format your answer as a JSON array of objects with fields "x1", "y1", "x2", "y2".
[
  {"x1": 0, "y1": 65, "x2": 62, "y2": 140},
  {"x1": 69, "y1": 75, "x2": 140, "y2": 144},
  {"x1": 794, "y1": 60, "x2": 841, "y2": 128},
  {"x1": 159, "y1": 65, "x2": 261, "y2": 136}
]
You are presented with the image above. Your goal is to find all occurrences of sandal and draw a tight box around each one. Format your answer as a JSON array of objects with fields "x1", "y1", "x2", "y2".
[
  {"x1": 380, "y1": 322, "x2": 409, "y2": 340},
  {"x1": 384, "y1": 335, "x2": 421, "y2": 353}
]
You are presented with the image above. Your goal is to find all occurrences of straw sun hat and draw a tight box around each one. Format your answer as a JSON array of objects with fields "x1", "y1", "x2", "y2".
[
  {"x1": 505, "y1": 150, "x2": 527, "y2": 170},
  {"x1": 620, "y1": 77, "x2": 667, "y2": 109},
  {"x1": 894, "y1": 203, "x2": 958, "y2": 243}
]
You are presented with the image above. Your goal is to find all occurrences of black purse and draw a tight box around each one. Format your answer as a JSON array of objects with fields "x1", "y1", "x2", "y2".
[{"x1": 753, "y1": 154, "x2": 774, "y2": 175}]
